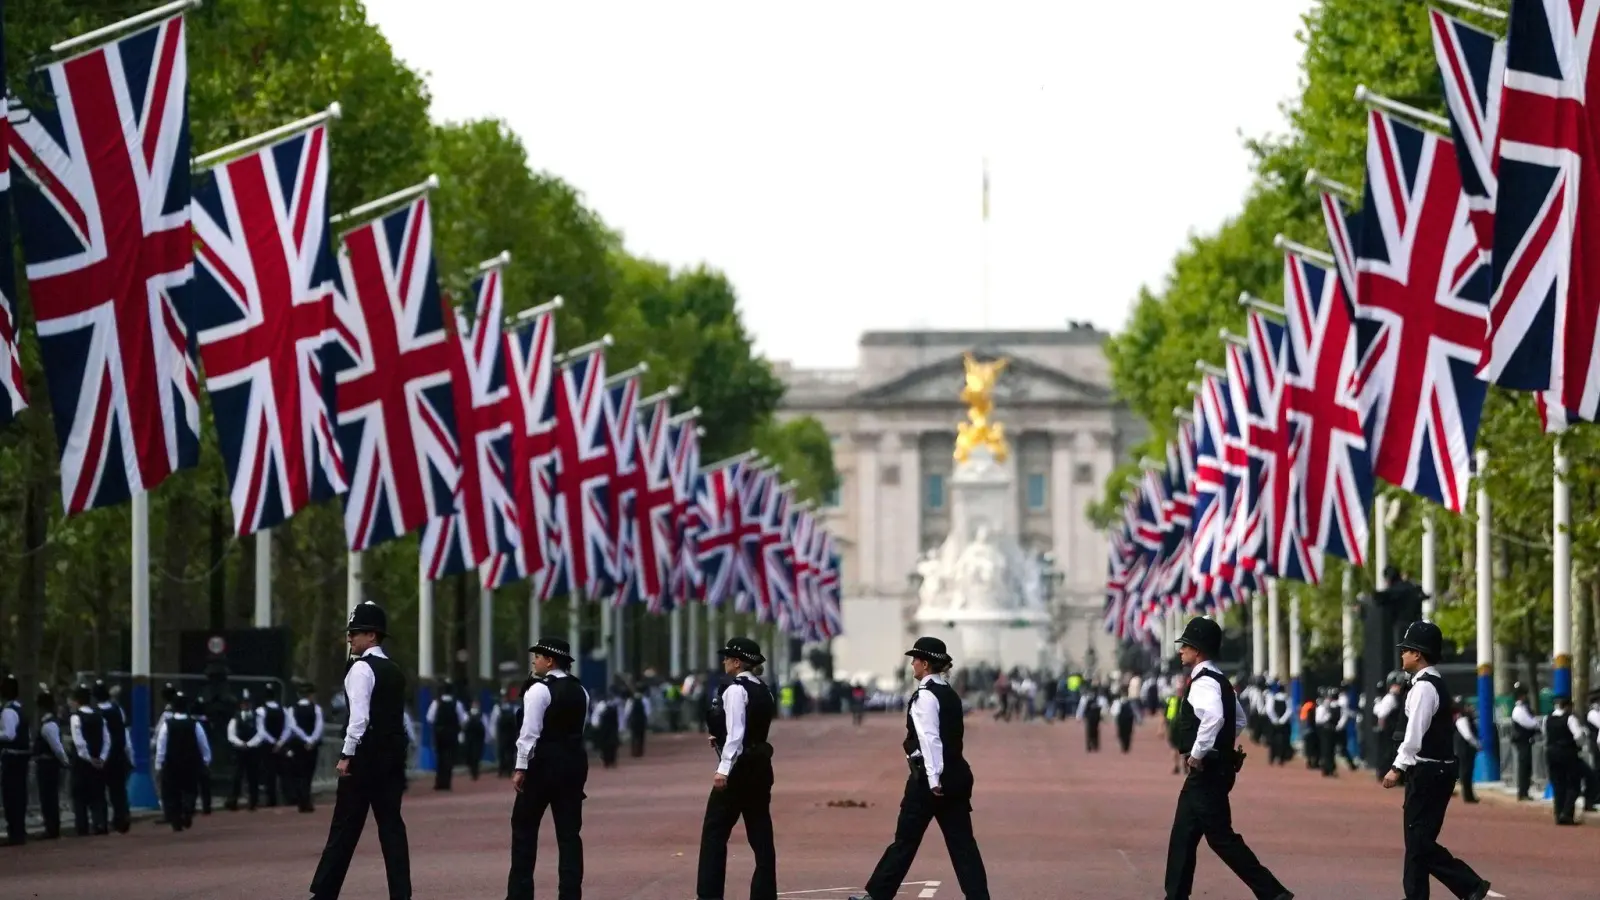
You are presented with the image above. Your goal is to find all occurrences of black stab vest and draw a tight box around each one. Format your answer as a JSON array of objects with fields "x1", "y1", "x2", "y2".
[
  {"x1": 164, "y1": 716, "x2": 202, "y2": 769},
  {"x1": 1177, "y1": 668, "x2": 1236, "y2": 756},
  {"x1": 532, "y1": 674, "x2": 588, "y2": 764},
  {"x1": 1413, "y1": 673, "x2": 1455, "y2": 761},
  {"x1": 73, "y1": 707, "x2": 105, "y2": 762},
  {"x1": 293, "y1": 701, "x2": 319, "y2": 739},
  {"x1": 496, "y1": 701, "x2": 520, "y2": 740},
  {"x1": 903, "y1": 679, "x2": 964, "y2": 768},
  {"x1": 1545, "y1": 711, "x2": 1579, "y2": 757},
  {"x1": 352, "y1": 653, "x2": 407, "y2": 756},
  {"x1": 100, "y1": 702, "x2": 128, "y2": 759},
  {"x1": 262, "y1": 703, "x2": 286, "y2": 738},
  {"x1": 433, "y1": 695, "x2": 460, "y2": 743},
  {"x1": 1453, "y1": 711, "x2": 1477, "y2": 758}
]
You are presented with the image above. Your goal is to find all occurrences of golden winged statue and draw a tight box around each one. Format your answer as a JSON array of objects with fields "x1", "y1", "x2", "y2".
[{"x1": 955, "y1": 352, "x2": 1010, "y2": 463}]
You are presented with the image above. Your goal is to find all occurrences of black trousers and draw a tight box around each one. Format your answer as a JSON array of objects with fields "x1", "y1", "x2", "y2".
[
  {"x1": 1318, "y1": 726, "x2": 1338, "y2": 775},
  {"x1": 263, "y1": 748, "x2": 282, "y2": 806},
  {"x1": 1163, "y1": 765, "x2": 1286, "y2": 900},
  {"x1": 506, "y1": 765, "x2": 586, "y2": 900},
  {"x1": 229, "y1": 747, "x2": 261, "y2": 809},
  {"x1": 1547, "y1": 754, "x2": 1580, "y2": 823},
  {"x1": 297, "y1": 744, "x2": 319, "y2": 811},
  {"x1": 1456, "y1": 752, "x2": 1477, "y2": 802},
  {"x1": 434, "y1": 741, "x2": 456, "y2": 790},
  {"x1": 105, "y1": 753, "x2": 131, "y2": 831},
  {"x1": 464, "y1": 735, "x2": 484, "y2": 781},
  {"x1": 862, "y1": 772, "x2": 988, "y2": 900},
  {"x1": 1401, "y1": 764, "x2": 1483, "y2": 900},
  {"x1": 697, "y1": 755, "x2": 777, "y2": 900},
  {"x1": 598, "y1": 738, "x2": 619, "y2": 768},
  {"x1": 629, "y1": 726, "x2": 646, "y2": 758},
  {"x1": 36, "y1": 758, "x2": 62, "y2": 837},
  {"x1": 1306, "y1": 729, "x2": 1321, "y2": 770},
  {"x1": 71, "y1": 761, "x2": 108, "y2": 835},
  {"x1": 161, "y1": 765, "x2": 197, "y2": 831},
  {"x1": 1084, "y1": 719, "x2": 1101, "y2": 752},
  {"x1": 497, "y1": 735, "x2": 517, "y2": 777},
  {"x1": 197, "y1": 763, "x2": 213, "y2": 814},
  {"x1": 1513, "y1": 742, "x2": 1533, "y2": 799},
  {"x1": 1116, "y1": 719, "x2": 1135, "y2": 753},
  {"x1": 310, "y1": 749, "x2": 411, "y2": 900},
  {"x1": 1270, "y1": 724, "x2": 1292, "y2": 764},
  {"x1": 1, "y1": 754, "x2": 28, "y2": 843}
]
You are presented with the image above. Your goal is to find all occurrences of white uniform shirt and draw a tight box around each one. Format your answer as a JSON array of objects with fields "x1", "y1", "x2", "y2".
[
  {"x1": 39, "y1": 718, "x2": 69, "y2": 764},
  {"x1": 515, "y1": 670, "x2": 589, "y2": 770},
  {"x1": 70, "y1": 706, "x2": 110, "y2": 763},
  {"x1": 1393, "y1": 668, "x2": 1443, "y2": 770},
  {"x1": 228, "y1": 711, "x2": 267, "y2": 749},
  {"x1": 907, "y1": 673, "x2": 948, "y2": 789},
  {"x1": 716, "y1": 672, "x2": 765, "y2": 777},
  {"x1": 0, "y1": 703, "x2": 21, "y2": 745},
  {"x1": 155, "y1": 713, "x2": 213, "y2": 768},
  {"x1": 1372, "y1": 692, "x2": 1398, "y2": 723},
  {"x1": 1587, "y1": 706, "x2": 1600, "y2": 736},
  {"x1": 1454, "y1": 716, "x2": 1479, "y2": 748},
  {"x1": 1269, "y1": 692, "x2": 1292, "y2": 726},
  {"x1": 341, "y1": 646, "x2": 389, "y2": 757},
  {"x1": 1511, "y1": 701, "x2": 1539, "y2": 731},
  {"x1": 256, "y1": 701, "x2": 289, "y2": 749},
  {"x1": 1186, "y1": 660, "x2": 1248, "y2": 758}
]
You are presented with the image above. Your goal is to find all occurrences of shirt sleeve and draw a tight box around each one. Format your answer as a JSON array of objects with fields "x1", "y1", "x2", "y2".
[
  {"x1": 227, "y1": 718, "x2": 243, "y2": 748},
  {"x1": 1394, "y1": 680, "x2": 1440, "y2": 770},
  {"x1": 1187, "y1": 676, "x2": 1224, "y2": 757},
  {"x1": 155, "y1": 720, "x2": 169, "y2": 769},
  {"x1": 197, "y1": 725, "x2": 212, "y2": 767},
  {"x1": 1455, "y1": 716, "x2": 1478, "y2": 747},
  {"x1": 0, "y1": 708, "x2": 17, "y2": 740},
  {"x1": 43, "y1": 721, "x2": 69, "y2": 764},
  {"x1": 426, "y1": 699, "x2": 438, "y2": 724},
  {"x1": 308, "y1": 705, "x2": 325, "y2": 744},
  {"x1": 71, "y1": 714, "x2": 89, "y2": 758},
  {"x1": 341, "y1": 661, "x2": 377, "y2": 757},
  {"x1": 717, "y1": 684, "x2": 748, "y2": 776},
  {"x1": 1512, "y1": 705, "x2": 1539, "y2": 729},
  {"x1": 1570, "y1": 714, "x2": 1587, "y2": 742},
  {"x1": 909, "y1": 689, "x2": 945, "y2": 788},
  {"x1": 1588, "y1": 709, "x2": 1600, "y2": 732},
  {"x1": 515, "y1": 682, "x2": 552, "y2": 770}
]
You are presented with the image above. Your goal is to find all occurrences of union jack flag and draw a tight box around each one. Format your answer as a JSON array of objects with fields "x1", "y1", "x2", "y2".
[
  {"x1": 9, "y1": 16, "x2": 197, "y2": 513},
  {"x1": 188, "y1": 124, "x2": 344, "y2": 534},
  {"x1": 1483, "y1": 0, "x2": 1600, "y2": 420},
  {"x1": 764, "y1": 484, "x2": 799, "y2": 631},
  {"x1": 1216, "y1": 344, "x2": 1254, "y2": 592},
  {"x1": 1350, "y1": 111, "x2": 1489, "y2": 514},
  {"x1": 504, "y1": 308, "x2": 560, "y2": 586},
  {"x1": 545, "y1": 350, "x2": 617, "y2": 598},
  {"x1": 1431, "y1": 8, "x2": 1505, "y2": 257},
  {"x1": 666, "y1": 420, "x2": 702, "y2": 607},
  {"x1": 331, "y1": 196, "x2": 459, "y2": 550},
  {"x1": 1282, "y1": 251, "x2": 1370, "y2": 567},
  {"x1": 694, "y1": 461, "x2": 745, "y2": 608},
  {"x1": 788, "y1": 508, "x2": 819, "y2": 640},
  {"x1": 420, "y1": 269, "x2": 515, "y2": 581},
  {"x1": 602, "y1": 371, "x2": 642, "y2": 605},
  {"x1": 0, "y1": 11, "x2": 26, "y2": 428},
  {"x1": 736, "y1": 466, "x2": 780, "y2": 618},
  {"x1": 1187, "y1": 376, "x2": 1230, "y2": 600},
  {"x1": 630, "y1": 396, "x2": 678, "y2": 611},
  {"x1": 816, "y1": 528, "x2": 843, "y2": 639}
]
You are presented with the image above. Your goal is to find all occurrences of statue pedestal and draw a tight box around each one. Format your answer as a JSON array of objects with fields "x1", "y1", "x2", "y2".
[{"x1": 948, "y1": 446, "x2": 1012, "y2": 548}]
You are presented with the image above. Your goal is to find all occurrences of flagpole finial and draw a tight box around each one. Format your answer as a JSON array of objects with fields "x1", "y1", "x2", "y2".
[
  {"x1": 425, "y1": 173, "x2": 441, "y2": 191},
  {"x1": 1353, "y1": 84, "x2": 1372, "y2": 104},
  {"x1": 327, "y1": 101, "x2": 343, "y2": 120}
]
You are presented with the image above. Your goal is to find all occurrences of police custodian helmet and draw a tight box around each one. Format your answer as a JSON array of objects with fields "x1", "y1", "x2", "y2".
[{"x1": 346, "y1": 600, "x2": 389, "y2": 637}]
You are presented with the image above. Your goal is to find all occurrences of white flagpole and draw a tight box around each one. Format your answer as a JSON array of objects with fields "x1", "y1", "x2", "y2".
[
  {"x1": 687, "y1": 601, "x2": 700, "y2": 673},
  {"x1": 1267, "y1": 578, "x2": 1284, "y2": 682},
  {"x1": 129, "y1": 490, "x2": 156, "y2": 808},
  {"x1": 528, "y1": 584, "x2": 542, "y2": 653},
  {"x1": 568, "y1": 593, "x2": 581, "y2": 672},
  {"x1": 1250, "y1": 589, "x2": 1265, "y2": 676},
  {"x1": 254, "y1": 528, "x2": 272, "y2": 627},
  {"x1": 670, "y1": 605, "x2": 684, "y2": 676},
  {"x1": 614, "y1": 602, "x2": 626, "y2": 677},
  {"x1": 1341, "y1": 568, "x2": 1357, "y2": 681},
  {"x1": 478, "y1": 584, "x2": 494, "y2": 683},
  {"x1": 347, "y1": 551, "x2": 363, "y2": 612},
  {"x1": 418, "y1": 578, "x2": 435, "y2": 683},
  {"x1": 1554, "y1": 444, "x2": 1572, "y2": 697},
  {"x1": 50, "y1": 0, "x2": 201, "y2": 55},
  {"x1": 1421, "y1": 510, "x2": 1437, "y2": 621},
  {"x1": 706, "y1": 602, "x2": 720, "y2": 669}
]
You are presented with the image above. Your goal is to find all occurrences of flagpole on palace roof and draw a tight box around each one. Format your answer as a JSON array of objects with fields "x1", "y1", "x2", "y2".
[{"x1": 51, "y1": 0, "x2": 202, "y2": 56}]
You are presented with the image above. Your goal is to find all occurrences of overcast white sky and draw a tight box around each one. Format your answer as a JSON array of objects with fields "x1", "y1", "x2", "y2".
[{"x1": 364, "y1": 1, "x2": 1314, "y2": 368}]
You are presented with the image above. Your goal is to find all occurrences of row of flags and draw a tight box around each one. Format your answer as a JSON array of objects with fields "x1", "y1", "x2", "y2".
[
  {"x1": 0, "y1": 6, "x2": 842, "y2": 639},
  {"x1": 1105, "y1": 1, "x2": 1595, "y2": 644}
]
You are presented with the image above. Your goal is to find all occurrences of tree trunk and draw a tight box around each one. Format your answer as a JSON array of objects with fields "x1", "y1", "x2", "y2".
[
  {"x1": 17, "y1": 460, "x2": 48, "y2": 715},
  {"x1": 1574, "y1": 576, "x2": 1593, "y2": 708}
]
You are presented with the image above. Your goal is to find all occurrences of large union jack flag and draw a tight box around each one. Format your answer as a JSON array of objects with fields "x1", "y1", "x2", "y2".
[
  {"x1": 1431, "y1": 8, "x2": 1505, "y2": 257},
  {"x1": 667, "y1": 419, "x2": 702, "y2": 607},
  {"x1": 694, "y1": 461, "x2": 744, "y2": 608},
  {"x1": 602, "y1": 371, "x2": 642, "y2": 605},
  {"x1": 189, "y1": 124, "x2": 345, "y2": 534},
  {"x1": 331, "y1": 196, "x2": 460, "y2": 550},
  {"x1": 497, "y1": 305, "x2": 560, "y2": 590},
  {"x1": 9, "y1": 16, "x2": 197, "y2": 513},
  {"x1": 545, "y1": 349, "x2": 617, "y2": 598},
  {"x1": 1350, "y1": 111, "x2": 1489, "y2": 514},
  {"x1": 1282, "y1": 251, "x2": 1370, "y2": 567},
  {"x1": 629, "y1": 396, "x2": 678, "y2": 611},
  {"x1": 420, "y1": 268, "x2": 516, "y2": 581},
  {"x1": 0, "y1": 10, "x2": 27, "y2": 428},
  {"x1": 1187, "y1": 376, "x2": 1230, "y2": 601},
  {"x1": 1483, "y1": 0, "x2": 1600, "y2": 419}
]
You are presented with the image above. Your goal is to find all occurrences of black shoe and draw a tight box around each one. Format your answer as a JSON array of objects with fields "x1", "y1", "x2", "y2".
[
  {"x1": 1465, "y1": 881, "x2": 1491, "y2": 900},
  {"x1": 1268, "y1": 893, "x2": 1294, "y2": 900}
]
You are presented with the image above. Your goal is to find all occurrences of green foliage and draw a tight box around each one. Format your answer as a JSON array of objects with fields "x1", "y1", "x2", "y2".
[
  {"x1": 0, "y1": 0, "x2": 833, "y2": 688},
  {"x1": 1099, "y1": 0, "x2": 1583, "y2": 669}
]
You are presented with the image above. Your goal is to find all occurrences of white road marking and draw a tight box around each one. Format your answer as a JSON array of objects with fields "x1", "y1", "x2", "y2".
[{"x1": 774, "y1": 880, "x2": 940, "y2": 899}]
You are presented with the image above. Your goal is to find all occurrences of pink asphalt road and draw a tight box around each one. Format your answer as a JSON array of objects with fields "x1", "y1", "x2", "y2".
[{"x1": 4, "y1": 714, "x2": 1593, "y2": 899}]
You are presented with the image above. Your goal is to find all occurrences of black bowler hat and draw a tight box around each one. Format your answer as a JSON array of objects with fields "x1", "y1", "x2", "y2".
[
  {"x1": 1175, "y1": 617, "x2": 1222, "y2": 658},
  {"x1": 161, "y1": 682, "x2": 178, "y2": 703},
  {"x1": 72, "y1": 683, "x2": 92, "y2": 703},
  {"x1": 347, "y1": 600, "x2": 389, "y2": 637},
  {"x1": 529, "y1": 636, "x2": 574, "y2": 664},
  {"x1": 905, "y1": 636, "x2": 952, "y2": 664},
  {"x1": 1396, "y1": 621, "x2": 1443, "y2": 662},
  {"x1": 719, "y1": 637, "x2": 766, "y2": 666},
  {"x1": 1513, "y1": 681, "x2": 1529, "y2": 697},
  {"x1": 36, "y1": 684, "x2": 54, "y2": 709},
  {"x1": 1553, "y1": 693, "x2": 1572, "y2": 705},
  {"x1": 92, "y1": 679, "x2": 111, "y2": 702},
  {"x1": 263, "y1": 680, "x2": 280, "y2": 699}
]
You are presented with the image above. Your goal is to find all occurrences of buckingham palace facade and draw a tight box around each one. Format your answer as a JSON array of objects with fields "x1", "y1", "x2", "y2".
[{"x1": 776, "y1": 326, "x2": 1143, "y2": 682}]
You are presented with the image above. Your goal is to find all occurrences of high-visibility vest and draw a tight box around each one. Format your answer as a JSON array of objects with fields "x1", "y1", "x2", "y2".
[{"x1": 1165, "y1": 696, "x2": 1179, "y2": 722}]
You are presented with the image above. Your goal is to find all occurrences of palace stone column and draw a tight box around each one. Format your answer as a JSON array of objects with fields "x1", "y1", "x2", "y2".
[
  {"x1": 851, "y1": 431, "x2": 883, "y2": 596},
  {"x1": 894, "y1": 432, "x2": 922, "y2": 589}
]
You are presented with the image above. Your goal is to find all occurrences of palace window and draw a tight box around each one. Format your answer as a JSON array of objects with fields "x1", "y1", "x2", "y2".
[
  {"x1": 1073, "y1": 463, "x2": 1094, "y2": 485},
  {"x1": 1026, "y1": 473, "x2": 1048, "y2": 510},
  {"x1": 925, "y1": 473, "x2": 946, "y2": 510},
  {"x1": 823, "y1": 482, "x2": 842, "y2": 508}
]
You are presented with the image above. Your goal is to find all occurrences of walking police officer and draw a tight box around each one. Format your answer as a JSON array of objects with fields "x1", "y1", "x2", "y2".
[
  {"x1": 699, "y1": 637, "x2": 779, "y2": 900},
  {"x1": 1162, "y1": 617, "x2": 1292, "y2": 900},
  {"x1": 0, "y1": 674, "x2": 30, "y2": 844},
  {"x1": 155, "y1": 691, "x2": 212, "y2": 832},
  {"x1": 492, "y1": 686, "x2": 520, "y2": 778},
  {"x1": 850, "y1": 637, "x2": 989, "y2": 900},
  {"x1": 1382, "y1": 622, "x2": 1492, "y2": 900},
  {"x1": 309, "y1": 601, "x2": 413, "y2": 900},
  {"x1": 427, "y1": 683, "x2": 466, "y2": 791},
  {"x1": 1544, "y1": 693, "x2": 1585, "y2": 825},
  {"x1": 507, "y1": 636, "x2": 589, "y2": 900}
]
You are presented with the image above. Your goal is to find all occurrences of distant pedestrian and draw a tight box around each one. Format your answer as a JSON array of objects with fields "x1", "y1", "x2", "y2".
[
  {"x1": 426, "y1": 685, "x2": 466, "y2": 791},
  {"x1": 463, "y1": 699, "x2": 486, "y2": 781},
  {"x1": 625, "y1": 689, "x2": 651, "y2": 758}
]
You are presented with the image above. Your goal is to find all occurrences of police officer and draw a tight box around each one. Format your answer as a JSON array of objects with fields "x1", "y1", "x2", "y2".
[
  {"x1": 625, "y1": 688, "x2": 651, "y2": 758},
  {"x1": 155, "y1": 691, "x2": 211, "y2": 832},
  {"x1": 93, "y1": 679, "x2": 132, "y2": 832},
  {"x1": 1586, "y1": 689, "x2": 1600, "y2": 812},
  {"x1": 286, "y1": 680, "x2": 325, "y2": 812},
  {"x1": 1509, "y1": 683, "x2": 1538, "y2": 801},
  {"x1": 34, "y1": 685, "x2": 69, "y2": 839},
  {"x1": 1316, "y1": 688, "x2": 1339, "y2": 777},
  {"x1": 700, "y1": 637, "x2": 779, "y2": 900},
  {"x1": 1162, "y1": 618, "x2": 1291, "y2": 900},
  {"x1": 590, "y1": 691, "x2": 622, "y2": 769},
  {"x1": 1382, "y1": 622, "x2": 1492, "y2": 900},
  {"x1": 491, "y1": 686, "x2": 521, "y2": 778},
  {"x1": 426, "y1": 683, "x2": 466, "y2": 791},
  {"x1": 1266, "y1": 680, "x2": 1292, "y2": 765},
  {"x1": 309, "y1": 600, "x2": 413, "y2": 900},
  {"x1": 1373, "y1": 673, "x2": 1407, "y2": 781},
  {"x1": 507, "y1": 637, "x2": 590, "y2": 900},
  {"x1": 1077, "y1": 683, "x2": 1106, "y2": 752},
  {"x1": 0, "y1": 674, "x2": 30, "y2": 844},
  {"x1": 1544, "y1": 694, "x2": 1585, "y2": 825},
  {"x1": 1452, "y1": 696, "x2": 1480, "y2": 804},
  {"x1": 191, "y1": 692, "x2": 216, "y2": 816},
  {"x1": 68, "y1": 683, "x2": 110, "y2": 836},
  {"x1": 257, "y1": 680, "x2": 289, "y2": 807},
  {"x1": 462, "y1": 698, "x2": 486, "y2": 781},
  {"x1": 227, "y1": 690, "x2": 266, "y2": 811},
  {"x1": 850, "y1": 637, "x2": 988, "y2": 900},
  {"x1": 1113, "y1": 691, "x2": 1138, "y2": 753}
]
